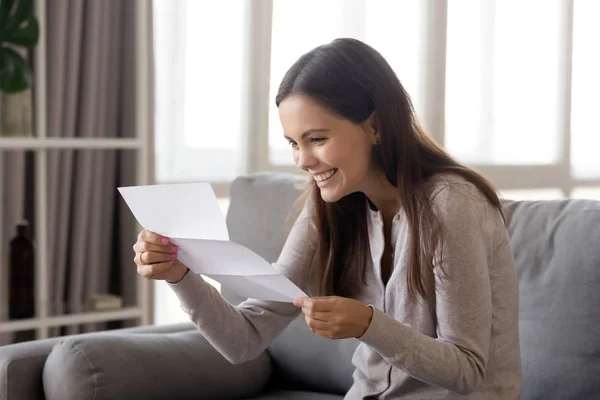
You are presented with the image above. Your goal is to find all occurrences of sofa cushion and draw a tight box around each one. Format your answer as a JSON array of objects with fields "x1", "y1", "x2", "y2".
[
  {"x1": 42, "y1": 330, "x2": 271, "y2": 400},
  {"x1": 225, "y1": 173, "x2": 357, "y2": 395},
  {"x1": 504, "y1": 199, "x2": 600, "y2": 399}
]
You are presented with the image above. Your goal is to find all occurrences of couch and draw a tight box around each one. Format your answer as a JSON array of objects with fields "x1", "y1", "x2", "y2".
[{"x1": 1, "y1": 173, "x2": 599, "y2": 399}]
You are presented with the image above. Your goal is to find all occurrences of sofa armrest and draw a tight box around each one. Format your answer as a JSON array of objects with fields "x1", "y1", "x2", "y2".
[
  {"x1": 0, "y1": 323, "x2": 195, "y2": 400},
  {"x1": 42, "y1": 329, "x2": 272, "y2": 400},
  {"x1": 0, "y1": 339, "x2": 59, "y2": 400}
]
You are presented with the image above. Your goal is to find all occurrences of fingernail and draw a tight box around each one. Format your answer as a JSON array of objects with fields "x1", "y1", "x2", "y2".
[
  {"x1": 169, "y1": 260, "x2": 174, "y2": 265},
  {"x1": 172, "y1": 245, "x2": 178, "y2": 253},
  {"x1": 293, "y1": 300, "x2": 300, "y2": 306},
  {"x1": 162, "y1": 238, "x2": 169, "y2": 245}
]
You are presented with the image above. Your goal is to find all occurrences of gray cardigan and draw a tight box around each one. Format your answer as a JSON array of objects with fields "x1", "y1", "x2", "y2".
[{"x1": 169, "y1": 174, "x2": 522, "y2": 399}]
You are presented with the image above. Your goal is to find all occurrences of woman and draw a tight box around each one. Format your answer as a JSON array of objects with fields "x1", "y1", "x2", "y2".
[{"x1": 133, "y1": 38, "x2": 521, "y2": 399}]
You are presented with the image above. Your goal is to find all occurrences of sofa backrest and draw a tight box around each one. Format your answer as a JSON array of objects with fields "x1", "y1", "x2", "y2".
[
  {"x1": 503, "y1": 199, "x2": 600, "y2": 399},
  {"x1": 225, "y1": 173, "x2": 600, "y2": 398}
]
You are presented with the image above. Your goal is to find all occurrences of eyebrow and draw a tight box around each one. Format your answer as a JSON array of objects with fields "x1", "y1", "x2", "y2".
[{"x1": 284, "y1": 128, "x2": 330, "y2": 141}]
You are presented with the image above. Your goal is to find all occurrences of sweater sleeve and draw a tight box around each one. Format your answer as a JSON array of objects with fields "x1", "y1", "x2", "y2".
[
  {"x1": 167, "y1": 202, "x2": 317, "y2": 364},
  {"x1": 358, "y1": 183, "x2": 498, "y2": 394}
]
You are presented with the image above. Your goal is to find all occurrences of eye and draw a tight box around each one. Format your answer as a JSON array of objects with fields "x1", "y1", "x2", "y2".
[
  {"x1": 310, "y1": 137, "x2": 326, "y2": 144},
  {"x1": 287, "y1": 140, "x2": 299, "y2": 149}
]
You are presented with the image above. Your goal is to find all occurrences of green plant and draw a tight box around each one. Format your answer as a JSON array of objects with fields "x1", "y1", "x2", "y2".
[{"x1": 0, "y1": 0, "x2": 39, "y2": 94}]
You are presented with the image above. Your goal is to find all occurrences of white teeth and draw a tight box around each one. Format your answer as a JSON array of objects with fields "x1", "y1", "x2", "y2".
[{"x1": 315, "y1": 169, "x2": 337, "y2": 182}]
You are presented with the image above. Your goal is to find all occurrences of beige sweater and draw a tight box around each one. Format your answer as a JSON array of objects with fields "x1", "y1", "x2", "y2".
[{"x1": 169, "y1": 174, "x2": 522, "y2": 399}]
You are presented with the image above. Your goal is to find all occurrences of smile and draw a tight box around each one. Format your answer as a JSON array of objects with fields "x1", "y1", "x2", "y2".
[{"x1": 314, "y1": 169, "x2": 338, "y2": 183}]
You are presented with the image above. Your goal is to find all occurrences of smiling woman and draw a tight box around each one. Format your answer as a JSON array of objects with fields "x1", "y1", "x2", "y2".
[{"x1": 153, "y1": 38, "x2": 522, "y2": 399}]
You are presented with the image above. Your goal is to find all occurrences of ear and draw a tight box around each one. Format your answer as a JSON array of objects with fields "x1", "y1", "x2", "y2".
[{"x1": 363, "y1": 112, "x2": 379, "y2": 143}]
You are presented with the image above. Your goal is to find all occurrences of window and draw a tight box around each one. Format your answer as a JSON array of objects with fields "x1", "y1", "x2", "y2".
[
  {"x1": 446, "y1": 0, "x2": 563, "y2": 165},
  {"x1": 443, "y1": 0, "x2": 599, "y2": 196},
  {"x1": 154, "y1": 0, "x2": 245, "y2": 183},
  {"x1": 571, "y1": 0, "x2": 600, "y2": 179}
]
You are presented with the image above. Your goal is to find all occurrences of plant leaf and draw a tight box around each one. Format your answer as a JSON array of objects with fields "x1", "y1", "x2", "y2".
[
  {"x1": 4, "y1": 64, "x2": 31, "y2": 93},
  {"x1": 2, "y1": 0, "x2": 33, "y2": 38},
  {"x1": 0, "y1": 0, "x2": 17, "y2": 37},
  {"x1": 6, "y1": 15, "x2": 38, "y2": 47},
  {"x1": 0, "y1": 48, "x2": 17, "y2": 88},
  {"x1": 0, "y1": 45, "x2": 31, "y2": 93}
]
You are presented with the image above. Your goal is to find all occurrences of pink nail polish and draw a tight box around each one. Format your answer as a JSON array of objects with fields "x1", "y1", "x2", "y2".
[
  {"x1": 172, "y1": 245, "x2": 178, "y2": 253},
  {"x1": 293, "y1": 300, "x2": 299, "y2": 306},
  {"x1": 162, "y1": 238, "x2": 169, "y2": 245}
]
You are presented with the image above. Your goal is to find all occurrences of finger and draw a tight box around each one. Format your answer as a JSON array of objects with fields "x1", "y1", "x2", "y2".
[
  {"x1": 134, "y1": 251, "x2": 176, "y2": 266},
  {"x1": 306, "y1": 310, "x2": 332, "y2": 321},
  {"x1": 141, "y1": 251, "x2": 177, "y2": 265},
  {"x1": 299, "y1": 306, "x2": 331, "y2": 321},
  {"x1": 303, "y1": 297, "x2": 335, "y2": 313},
  {"x1": 137, "y1": 261, "x2": 175, "y2": 279},
  {"x1": 296, "y1": 297, "x2": 319, "y2": 311},
  {"x1": 133, "y1": 241, "x2": 177, "y2": 255},
  {"x1": 140, "y1": 230, "x2": 170, "y2": 246},
  {"x1": 304, "y1": 316, "x2": 329, "y2": 331}
]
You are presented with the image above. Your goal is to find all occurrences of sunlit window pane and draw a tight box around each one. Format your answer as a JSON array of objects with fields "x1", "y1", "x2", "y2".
[
  {"x1": 183, "y1": 1, "x2": 244, "y2": 150},
  {"x1": 571, "y1": 187, "x2": 600, "y2": 200},
  {"x1": 154, "y1": 0, "x2": 245, "y2": 182},
  {"x1": 571, "y1": 0, "x2": 600, "y2": 179},
  {"x1": 446, "y1": 0, "x2": 562, "y2": 165},
  {"x1": 363, "y1": 0, "x2": 424, "y2": 115}
]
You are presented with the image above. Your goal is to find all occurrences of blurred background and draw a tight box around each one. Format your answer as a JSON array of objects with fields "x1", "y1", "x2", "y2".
[{"x1": 0, "y1": 0, "x2": 598, "y2": 345}]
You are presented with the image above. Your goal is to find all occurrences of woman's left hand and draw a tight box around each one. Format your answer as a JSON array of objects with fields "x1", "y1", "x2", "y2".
[{"x1": 294, "y1": 296, "x2": 373, "y2": 339}]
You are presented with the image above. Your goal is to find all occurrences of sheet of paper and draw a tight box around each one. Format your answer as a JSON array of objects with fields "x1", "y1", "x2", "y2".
[
  {"x1": 118, "y1": 183, "x2": 229, "y2": 241},
  {"x1": 170, "y1": 238, "x2": 276, "y2": 276},
  {"x1": 118, "y1": 183, "x2": 307, "y2": 302},
  {"x1": 207, "y1": 274, "x2": 307, "y2": 302}
]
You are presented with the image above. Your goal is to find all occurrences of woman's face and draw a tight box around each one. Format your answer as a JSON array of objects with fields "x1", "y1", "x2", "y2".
[{"x1": 279, "y1": 94, "x2": 378, "y2": 203}]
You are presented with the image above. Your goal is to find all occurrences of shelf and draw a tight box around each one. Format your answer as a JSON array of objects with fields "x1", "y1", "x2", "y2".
[
  {"x1": 0, "y1": 137, "x2": 142, "y2": 150},
  {"x1": 0, "y1": 0, "x2": 154, "y2": 341},
  {"x1": 0, "y1": 307, "x2": 143, "y2": 333}
]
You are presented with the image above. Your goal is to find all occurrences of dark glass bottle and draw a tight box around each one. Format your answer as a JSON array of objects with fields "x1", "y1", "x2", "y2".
[{"x1": 9, "y1": 220, "x2": 36, "y2": 321}]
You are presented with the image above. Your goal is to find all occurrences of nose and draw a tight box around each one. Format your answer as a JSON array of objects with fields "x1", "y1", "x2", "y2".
[{"x1": 295, "y1": 148, "x2": 318, "y2": 172}]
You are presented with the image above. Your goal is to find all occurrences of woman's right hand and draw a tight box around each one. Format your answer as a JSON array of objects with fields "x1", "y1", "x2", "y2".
[{"x1": 133, "y1": 230, "x2": 189, "y2": 284}]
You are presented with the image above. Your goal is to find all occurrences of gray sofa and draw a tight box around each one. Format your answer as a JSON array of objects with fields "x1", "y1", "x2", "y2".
[{"x1": 1, "y1": 173, "x2": 599, "y2": 399}]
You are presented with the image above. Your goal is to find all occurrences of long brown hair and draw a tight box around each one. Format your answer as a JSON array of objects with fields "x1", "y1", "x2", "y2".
[{"x1": 276, "y1": 38, "x2": 503, "y2": 303}]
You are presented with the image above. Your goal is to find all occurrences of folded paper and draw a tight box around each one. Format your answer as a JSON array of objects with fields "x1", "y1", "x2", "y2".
[{"x1": 118, "y1": 183, "x2": 307, "y2": 302}]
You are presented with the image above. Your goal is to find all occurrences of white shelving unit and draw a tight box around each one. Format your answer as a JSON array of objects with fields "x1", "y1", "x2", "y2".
[{"x1": 0, "y1": 0, "x2": 153, "y2": 339}]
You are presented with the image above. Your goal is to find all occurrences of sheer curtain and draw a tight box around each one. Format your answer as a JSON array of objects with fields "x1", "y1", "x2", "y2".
[{"x1": 44, "y1": 0, "x2": 140, "y2": 335}]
